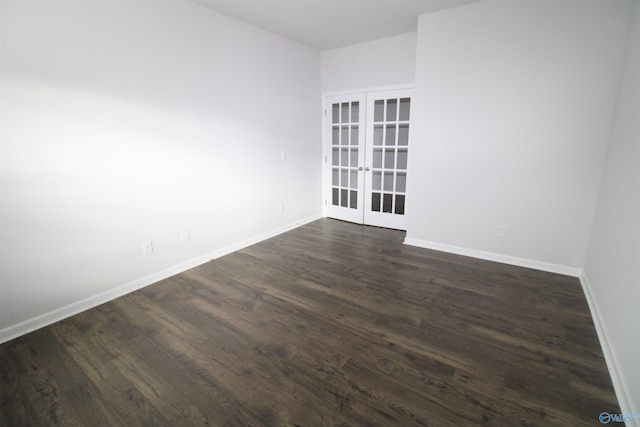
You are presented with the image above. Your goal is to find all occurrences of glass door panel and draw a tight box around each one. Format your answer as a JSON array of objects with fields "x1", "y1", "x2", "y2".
[
  {"x1": 363, "y1": 89, "x2": 412, "y2": 230},
  {"x1": 325, "y1": 94, "x2": 366, "y2": 224},
  {"x1": 325, "y1": 89, "x2": 411, "y2": 230}
]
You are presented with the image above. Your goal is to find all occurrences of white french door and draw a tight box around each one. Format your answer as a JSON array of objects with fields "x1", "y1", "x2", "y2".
[{"x1": 325, "y1": 88, "x2": 412, "y2": 230}]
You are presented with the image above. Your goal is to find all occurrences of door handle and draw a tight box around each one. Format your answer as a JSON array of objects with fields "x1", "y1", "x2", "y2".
[
  {"x1": 364, "y1": 166, "x2": 370, "y2": 171},
  {"x1": 358, "y1": 166, "x2": 363, "y2": 171}
]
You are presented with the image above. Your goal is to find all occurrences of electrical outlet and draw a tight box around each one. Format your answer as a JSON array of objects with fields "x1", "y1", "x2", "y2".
[
  {"x1": 181, "y1": 230, "x2": 190, "y2": 244},
  {"x1": 142, "y1": 240, "x2": 154, "y2": 255},
  {"x1": 497, "y1": 225, "x2": 506, "y2": 237}
]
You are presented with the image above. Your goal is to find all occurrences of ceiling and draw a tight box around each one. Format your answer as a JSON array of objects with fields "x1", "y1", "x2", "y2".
[{"x1": 191, "y1": 0, "x2": 478, "y2": 50}]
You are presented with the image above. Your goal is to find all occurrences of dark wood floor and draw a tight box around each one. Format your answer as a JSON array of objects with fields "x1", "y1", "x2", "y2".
[{"x1": 0, "y1": 219, "x2": 619, "y2": 426}]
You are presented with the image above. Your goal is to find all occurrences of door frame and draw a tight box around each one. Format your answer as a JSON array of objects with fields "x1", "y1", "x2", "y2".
[{"x1": 322, "y1": 84, "x2": 414, "y2": 229}]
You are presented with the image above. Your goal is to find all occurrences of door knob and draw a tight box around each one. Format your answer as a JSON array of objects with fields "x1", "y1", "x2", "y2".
[
  {"x1": 358, "y1": 166, "x2": 363, "y2": 171},
  {"x1": 364, "y1": 166, "x2": 370, "y2": 171}
]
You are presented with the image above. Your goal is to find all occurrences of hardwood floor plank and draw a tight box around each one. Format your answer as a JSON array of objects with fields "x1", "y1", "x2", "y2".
[
  {"x1": 0, "y1": 349, "x2": 44, "y2": 427},
  {"x1": 0, "y1": 346, "x2": 17, "y2": 408},
  {"x1": 5, "y1": 332, "x2": 90, "y2": 425},
  {"x1": 0, "y1": 218, "x2": 619, "y2": 426},
  {"x1": 107, "y1": 302, "x2": 244, "y2": 422},
  {"x1": 51, "y1": 318, "x2": 170, "y2": 426}
]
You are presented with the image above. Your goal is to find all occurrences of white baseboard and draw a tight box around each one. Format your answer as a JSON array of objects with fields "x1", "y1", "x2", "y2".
[
  {"x1": 579, "y1": 273, "x2": 638, "y2": 426},
  {"x1": 403, "y1": 237, "x2": 582, "y2": 277},
  {"x1": 0, "y1": 214, "x2": 322, "y2": 345}
]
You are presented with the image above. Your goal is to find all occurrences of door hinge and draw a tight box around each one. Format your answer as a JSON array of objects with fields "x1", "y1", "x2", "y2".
[
  {"x1": 324, "y1": 108, "x2": 327, "y2": 116},
  {"x1": 325, "y1": 200, "x2": 327, "y2": 206},
  {"x1": 324, "y1": 155, "x2": 327, "y2": 163}
]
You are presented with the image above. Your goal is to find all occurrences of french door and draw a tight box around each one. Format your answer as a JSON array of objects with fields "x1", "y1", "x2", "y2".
[{"x1": 325, "y1": 89, "x2": 412, "y2": 230}]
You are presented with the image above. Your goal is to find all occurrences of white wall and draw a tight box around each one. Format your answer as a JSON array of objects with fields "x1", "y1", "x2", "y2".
[
  {"x1": 321, "y1": 32, "x2": 416, "y2": 93},
  {"x1": 406, "y1": 0, "x2": 631, "y2": 273},
  {"x1": 583, "y1": 0, "x2": 640, "y2": 418},
  {"x1": 0, "y1": 1, "x2": 322, "y2": 340}
]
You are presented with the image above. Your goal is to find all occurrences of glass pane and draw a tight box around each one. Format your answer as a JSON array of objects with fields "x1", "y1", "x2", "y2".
[
  {"x1": 350, "y1": 190, "x2": 357, "y2": 209},
  {"x1": 340, "y1": 189, "x2": 348, "y2": 207},
  {"x1": 350, "y1": 126, "x2": 359, "y2": 146},
  {"x1": 332, "y1": 148, "x2": 339, "y2": 166},
  {"x1": 372, "y1": 149, "x2": 383, "y2": 168},
  {"x1": 341, "y1": 148, "x2": 349, "y2": 166},
  {"x1": 396, "y1": 172, "x2": 406, "y2": 192},
  {"x1": 397, "y1": 149, "x2": 408, "y2": 170},
  {"x1": 350, "y1": 170, "x2": 358, "y2": 189},
  {"x1": 341, "y1": 103, "x2": 349, "y2": 123},
  {"x1": 383, "y1": 193, "x2": 393, "y2": 213},
  {"x1": 384, "y1": 149, "x2": 395, "y2": 169},
  {"x1": 395, "y1": 195, "x2": 405, "y2": 215},
  {"x1": 332, "y1": 126, "x2": 339, "y2": 145},
  {"x1": 340, "y1": 168, "x2": 348, "y2": 187},
  {"x1": 341, "y1": 126, "x2": 349, "y2": 145},
  {"x1": 373, "y1": 125, "x2": 383, "y2": 145},
  {"x1": 386, "y1": 99, "x2": 397, "y2": 121},
  {"x1": 384, "y1": 171, "x2": 394, "y2": 192},
  {"x1": 398, "y1": 124, "x2": 409, "y2": 146},
  {"x1": 332, "y1": 188, "x2": 339, "y2": 205},
  {"x1": 332, "y1": 168, "x2": 339, "y2": 186},
  {"x1": 385, "y1": 125, "x2": 396, "y2": 146},
  {"x1": 372, "y1": 171, "x2": 382, "y2": 191},
  {"x1": 399, "y1": 98, "x2": 410, "y2": 121},
  {"x1": 371, "y1": 192, "x2": 381, "y2": 212},
  {"x1": 374, "y1": 100, "x2": 384, "y2": 122},
  {"x1": 350, "y1": 148, "x2": 358, "y2": 167},
  {"x1": 332, "y1": 104, "x2": 339, "y2": 124},
  {"x1": 351, "y1": 102, "x2": 359, "y2": 123}
]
